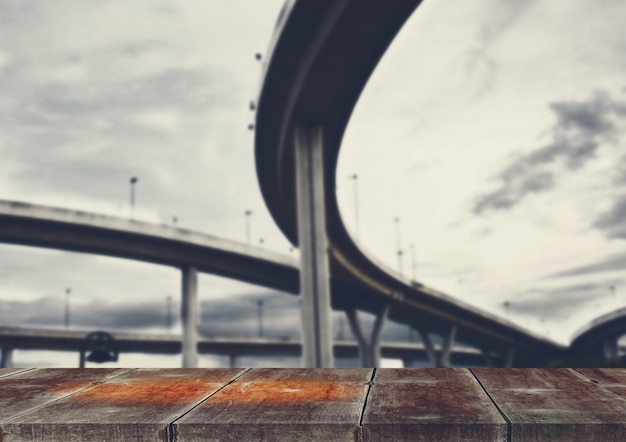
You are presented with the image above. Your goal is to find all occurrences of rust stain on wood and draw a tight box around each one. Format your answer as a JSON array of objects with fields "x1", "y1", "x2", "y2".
[
  {"x1": 208, "y1": 379, "x2": 363, "y2": 404},
  {"x1": 50, "y1": 377, "x2": 228, "y2": 406}
]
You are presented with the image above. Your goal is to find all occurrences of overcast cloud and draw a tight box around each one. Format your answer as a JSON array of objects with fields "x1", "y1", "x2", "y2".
[{"x1": 473, "y1": 90, "x2": 626, "y2": 215}]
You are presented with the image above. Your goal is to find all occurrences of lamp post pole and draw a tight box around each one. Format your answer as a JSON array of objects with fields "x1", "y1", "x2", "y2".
[
  {"x1": 245, "y1": 210, "x2": 253, "y2": 244},
  {"x1": 64, "y1": 288, "x2": 71, "y2": 330},
  {"x1": 394, "y1": 217, "x2": 403, "y2": 275},
  {"x1": 349, "y1": 174, "x2": 359, "y2": 239},
  {"x1": 166, "y1": 295, "x2": 172, "y2": 333},
  {"x1": 130, "y1": 177, "x2": 138, "y2": 218},
  {"x1": 409, "y1": 243, "x2": 417, "y2": 281},
  {"x1": 257, "y1": 300, "x2": 264, "y2": 338}
]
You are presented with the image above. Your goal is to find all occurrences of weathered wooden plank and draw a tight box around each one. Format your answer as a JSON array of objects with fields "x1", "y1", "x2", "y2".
[
  {"x1": 576, "y1": 368, "x2": 626, "y2": 401},
  {"x1": 473, "y1": 368, "x2": 626, "y2": 441},
  {"x1": 576, "y1": 368, "x2": 626, "y2": 385},
  {"x1": 0, "y1": 368, "x2": 130, "y2": 423},
  {"x1": 0, "y1": 369, "x2": 33, "y2": 379},
  {"x1": 1, "y1": 368, "x2": 245, "y2": 442},
  {"x1": 173, "y1": 368, "x2": 373, "y2": 441},
  {"x1": 362, "y1": 368, "x2": 506, "y2": 441}
]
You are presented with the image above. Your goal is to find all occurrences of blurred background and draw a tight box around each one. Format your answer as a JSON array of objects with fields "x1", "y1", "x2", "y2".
[{"x1": 1, "y1": 0, "x2": 626, "y2": 366}]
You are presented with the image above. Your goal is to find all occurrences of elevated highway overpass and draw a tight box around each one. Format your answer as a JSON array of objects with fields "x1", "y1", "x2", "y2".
[
  {"x1": 254, "y1": 0, "x2": 568, "y2": 366},
  {"x1": 1, "y1": 199, "x2": 623, "y2": 367},
  {"x1": 1, "y1": 0, "x2": 620, "y2": 368}
]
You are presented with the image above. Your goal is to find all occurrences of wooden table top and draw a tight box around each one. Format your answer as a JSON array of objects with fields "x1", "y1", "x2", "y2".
[{"x1": 0, "y1": 368, "x2": 625, "y2": 441}]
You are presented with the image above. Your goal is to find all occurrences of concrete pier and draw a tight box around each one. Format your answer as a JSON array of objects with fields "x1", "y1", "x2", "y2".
[{"x1": 294, "y1": 124, "x2": 334, "y2": 368}]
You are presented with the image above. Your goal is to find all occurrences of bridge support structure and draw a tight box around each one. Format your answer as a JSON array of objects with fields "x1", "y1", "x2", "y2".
[
  {"x1": 603, "y1": 335, "x2": 620, "y2": 363},
  {"x1": 294, "y1": 124, "x2": 334, "y2": 368},
  {"x1": 417, "y1": 325, "x2": 458, "y2": 368},
  {"x1": 345, "y1": 304, "x2": 390, "y2": 367},
  {"x1": 481, "y1": 346, "x2": 516, "y2": 368},
  {"x1": 229, "y1": 353, "x2": 240, "y2": 368},
  {"x1": 181, "y1": 265, "x2": 199, "y2": 368},
  {"x1": 0, "y1": 346, "x2": 13, "y2": 368}
]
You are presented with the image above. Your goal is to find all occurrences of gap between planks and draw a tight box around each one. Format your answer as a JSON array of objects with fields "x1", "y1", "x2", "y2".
[
  {"x1": 469, "y1": 368, "x2": 512, "y2": 442},
  {"x1": 167, "y1": 368, "x2": 252, "y2": 442}
]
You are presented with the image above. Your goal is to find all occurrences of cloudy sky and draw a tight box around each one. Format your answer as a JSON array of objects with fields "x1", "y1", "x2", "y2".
[{"x1": 1, "y1": 0, "x2": 626, "y2": 366}]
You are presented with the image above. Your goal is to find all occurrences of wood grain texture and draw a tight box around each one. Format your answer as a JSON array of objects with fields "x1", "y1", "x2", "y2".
[
  {"x1": 577, "y1": 368, "x2": 626, "y2": 402},
  {"x1": 473, "y1": 368, "x2": 626, "y2": 441},
  {"x1": 173, "y1": 368, "x2": 373, "y2": 441},
  {"x1": 3, "y1": 368, "x2": 626, "y2": 441},
  {"x1": 362, "y1": 368, "x2": 506, "y2": 441},
  {"x1": 1, "y1": 368, "x2": 245, "y2": 442},
  {"x1": 0, "y1": 368, "x2": 130, "y2": 423},
  {"x1": 0, "y1": 369, "x2": 32, "y2": 379}
]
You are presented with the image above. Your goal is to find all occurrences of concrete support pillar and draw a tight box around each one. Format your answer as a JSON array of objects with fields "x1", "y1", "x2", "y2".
[
  {"x1": 481, "y1": 348, "x2": 494, "y2": 368},
  {"x1": 417, "y1": 325, "x2": 457, "y2": 368},
  {"x1": 440, "y1": 325, "x2": 458, "y2": 368},
  {"x1": 345, "y1": 305, "x2": 390, "y2": 367},
  {"x1": 294, "y1": 124, "x2": 333, "y2": 368},
  {"x1": 0, "y1": 346, "x2": 13, "y2": 368},
  {"x1": 181, "y1": 265, "x2": 199, "y2": 368},
  {"x1": 417, "y1": 328, "x2": 438, "y2": 368},
  {"x1": 504, "y1": 347, "x2": 516, "y2": 368},
  {"x1": 229, "y1": 353, "x2": 239, "y2": 368},
  {"x1": 603, "y1": 337, "x2": 619, "y2": 363}
]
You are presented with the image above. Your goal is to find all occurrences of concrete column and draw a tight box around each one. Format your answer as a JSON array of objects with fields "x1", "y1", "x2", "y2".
[
  {"x1": 417, "y1": 328, "x2": 438, "y2": 368},
  {"x1": 294, "y1": 124, "x2": 333, "y2": 368},
  {"x1": 504, "y1": 347, "x2": 516, "y2": 368},
  {"x1": 345, "y1": 305, "x2": 390, "y2": 368},
  {"x1": 603, "y1": 337, "x2": 619, "y2": 363},
  {"x1": 181, "y1": 265, "x2": 199, "y2": 368},
  {"x1": 346, "y1": 308, "x2": 370, "y2": 367},
  {"x1": 370, "y1": 304, "x2": 391, "y2": 368},
  {"x1": 0, "y1": 346, "x2": 13, "y2": 368},
  {"x1": 481, "y1": 348, "x2": 494, "y2": 368},
  {"x1": 229, "y1": 353, "x2": 239, "y2": 368},
  {"x1": 440, "y1": 325, "x2": 458, "y2": 368}
]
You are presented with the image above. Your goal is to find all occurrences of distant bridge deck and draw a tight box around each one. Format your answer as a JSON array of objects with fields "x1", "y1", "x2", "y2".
[
  {"x1": 1, "y1": 368, "x2": 626, "y2": 441},
  {"x1": 0, "y1": 327, "x2": 494, "y2": 368}
]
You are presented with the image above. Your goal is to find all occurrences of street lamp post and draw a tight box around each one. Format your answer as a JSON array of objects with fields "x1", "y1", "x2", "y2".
[
  {"x1": 257, "y1": 300, "x2": 264, "y2": 338},
  {"x1": 166, "y1": 296, "x2": 172, "y2": 333},
  {"x1": 64, "y1": 288, "x2": 71, "y2": 329},
  {"x1": 409, "y1": 243, "x2": 417, "y2": 281},
  {"x1": 394, "y1": 217, "x2": 403, "y2": 275},
  {"x1": 610, "y1": 285, "x2": 617, "y2": 309},
  {"x1": 244, "y1": 210, "x2": 253, "y2": 244},
  {"x1": 348, "y1": 174, "x2": 360, "y2": 239},
  {"x1": 129, "y1": 177, "x2": 138, "y2": 218}
]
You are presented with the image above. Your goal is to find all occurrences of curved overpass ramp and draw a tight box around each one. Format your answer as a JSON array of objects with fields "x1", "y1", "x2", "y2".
[
  {"x1": 254, "y1": 0, "x2": 565, "y2": 365},
  {"x1": 567, "y1": 310, "x2": 626, "y2": 363}
]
